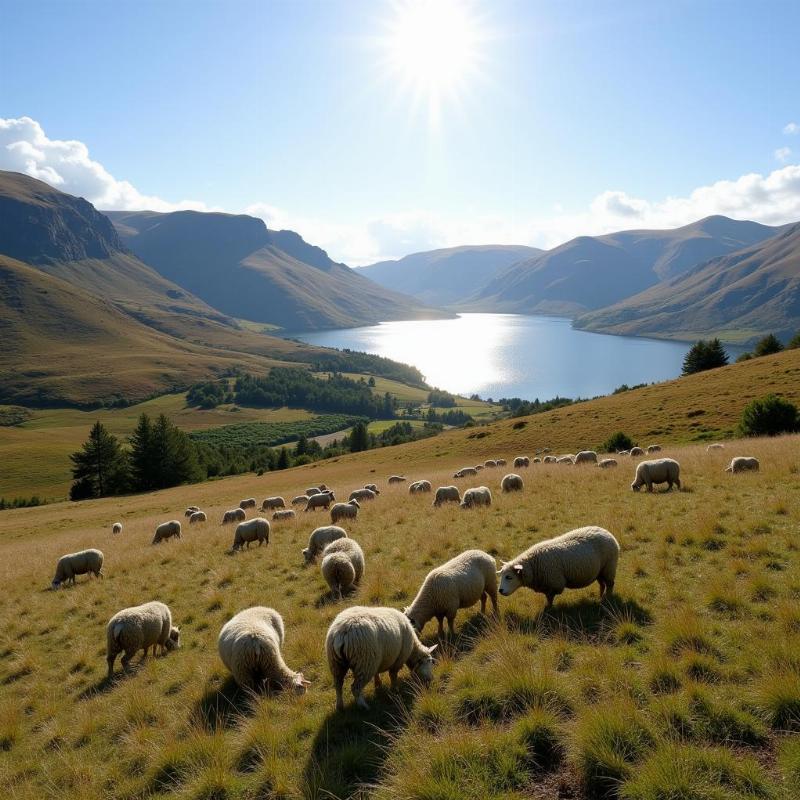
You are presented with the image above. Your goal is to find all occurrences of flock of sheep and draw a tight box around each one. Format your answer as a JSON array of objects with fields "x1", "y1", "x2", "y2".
[{"x1": 48, "y1": 442, "x2": 760, "y2": 711}]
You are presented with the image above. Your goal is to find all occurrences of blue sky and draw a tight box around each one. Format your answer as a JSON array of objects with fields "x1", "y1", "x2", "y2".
[{"x1": 2, "y1": 0, "x2": 799, "y2": 263}]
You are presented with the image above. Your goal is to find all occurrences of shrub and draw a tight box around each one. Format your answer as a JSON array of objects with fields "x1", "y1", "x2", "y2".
[
  {"x1": 755, "y1": 671, "x2": 800, "y2": 731},
  {"x1": 600, "y1": 431, "x2": 635, "y2": 453},
  {"x1": 514, "y1": 708, "x2": 565, "y2": 771},
  {"x1": 778, "y1": 737, "x2": 800, "y2": 795},
  {"x1": 740, "y1": 394, "x2": 800, "y2": 437},
  {"x1": 753, "y1": 333, "x2": 784, "y2": 357}
]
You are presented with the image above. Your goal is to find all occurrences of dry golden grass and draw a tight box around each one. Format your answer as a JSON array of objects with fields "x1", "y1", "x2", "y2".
[{"x1": 0, "y1": 430, "x2": 798, "y2": 799}]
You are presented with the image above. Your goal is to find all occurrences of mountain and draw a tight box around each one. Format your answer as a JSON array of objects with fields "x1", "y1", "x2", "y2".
[
  {"x1": 465, "y1": 216, "x2": 782, "y2": 316},
  {"x1": 574, "y1": 224, "x2": 800, "y2": 344},
  {"x1": 358, "y1": 245, "x2": 541, "y2": 306},
  {"x1": 105, "y1": 210, "x2": 449, "y2": 330}
]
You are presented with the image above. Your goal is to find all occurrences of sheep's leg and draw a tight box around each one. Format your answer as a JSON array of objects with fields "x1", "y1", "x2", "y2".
[
  {"x1": 447, "y1": 615, "x2": 456, "y2": 637},
  {"x1": 480, "y1": 593, "x2": 487, "y2": 614},
  {"x1": 598, "y1": 578, "x2": 607, "y2": 598},
  {"x1": 106, "y1": 653, "x2": 117, "y2": 678},
  {"x1": 389, "y1": 669, "x2": 400, "y2": 689},
  {"x1": 487, "y1": 587, "x2": 500, "y2": 617},
  {"x1": 121, "y1": 650, "x2": 134, "y2": 672},
  {"x1": 332, "y1": 664, "x2": 347, "y2": 712},
  {"x1": 544, "y1": 593, "x2": 556, "y2": 609},
  {"x1": 374, "y1": 673, "x2": 382, "y2": 688},
  {"x1": 352, "y1": 676, "x2": 370, "y2": 710},
  {"x1": 436, "y1": 617, "x2": 445, "y2": 638}
]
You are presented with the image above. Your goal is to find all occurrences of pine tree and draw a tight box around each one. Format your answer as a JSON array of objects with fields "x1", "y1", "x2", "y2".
[
  {"x1": 276, "y1": 447, "x2": 291, "y2": 469},
  {"x1": 295, "y1": 435, "x2": 309, "y2": 457},
  {"x1": 130, "y1": 413, "x2": 201, "y2": 490},
  {"x1": 70, "y1": 421, "x2": 129, "y2": 500},
  {"x1": 350, "y1": 421, "x2": 370, "y2": 452},
  {"x1": 682, "y1": 338, "x2": 729, "y2": 375},
  {"x1": 129, "y1": 413, "x2": 155, "y2": 491},
  {"x1": 753, "y1": 333, "x2": 784, "y2": 357}
]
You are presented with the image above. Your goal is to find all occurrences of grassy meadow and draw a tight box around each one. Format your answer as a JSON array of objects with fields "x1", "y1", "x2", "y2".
[{"x1": 0, "y1": 421, "x2": 798, "y2": 799}]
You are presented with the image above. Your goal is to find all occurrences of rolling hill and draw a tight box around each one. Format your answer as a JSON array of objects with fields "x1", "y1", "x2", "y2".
[
  {"x1": 575, "y1": 223, "x2": 800, "y2": 343},
  {"x1": 465, "y1": 216, "x2": 783, "y2": 316},
  {"x1": 358, "y1": 244, "x2": 541, "y2": 306},
  {"x1": 105, "y1": 209, "x2": 449, "y2": 330}
]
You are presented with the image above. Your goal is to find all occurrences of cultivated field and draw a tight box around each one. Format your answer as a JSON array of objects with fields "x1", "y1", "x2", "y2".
[{"x1": 0, "y1": 432, "x2": 798, "y2": 799}]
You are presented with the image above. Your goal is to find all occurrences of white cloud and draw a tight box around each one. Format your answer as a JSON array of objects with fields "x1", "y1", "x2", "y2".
[
  {"x1": 3, "y1": 115, "x2": 800, "y2": 266},
  {"x1": 784, "y1": 122, "x2": 800, "y2": 135},
  {"x1": 775, "y1": 146, "x2": 792, "y2": 163}
]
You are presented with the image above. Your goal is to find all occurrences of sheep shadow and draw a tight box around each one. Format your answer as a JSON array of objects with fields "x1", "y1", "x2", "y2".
[
  {"x1": 314, "y1": 587, "x2": 357, "y2": 609},
  {"x1": 301, "y1": 684, "x2": 416, "y2": 800},
  {"x1": 77, "y1": 674, "x2": 119, "y2": 700},
  {"x1": 192, "y1": 676, "x2": 251, "y2": 731},
  {"x1": 419, "y1": 610, "x2": 498, "y2": 659}
]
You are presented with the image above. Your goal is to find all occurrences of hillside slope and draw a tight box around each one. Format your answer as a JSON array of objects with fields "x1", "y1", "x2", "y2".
[
  {"x1": 358, "y1": 244, "x2": 541, "y2": 306},
  {"x1": 575, "y1": 224, "x2": 800, "y2": 343},
  {"x1": 466, "y1": 216, "x2": 782, "y2": 315},
  {"x1": 106, "y1": 209, "x2": 449, "y2": 330}
]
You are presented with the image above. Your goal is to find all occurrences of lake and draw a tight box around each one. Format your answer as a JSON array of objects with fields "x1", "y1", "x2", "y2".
[{"x1": 288, "y1": 314, "x2": 743, "y2": 401}]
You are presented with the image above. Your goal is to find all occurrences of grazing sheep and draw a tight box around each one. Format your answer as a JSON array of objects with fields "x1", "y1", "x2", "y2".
[
  {"x1": 291, "y1": 495, "x2": 309, "y2": 506},
  {"x1": 556, "y1": 455, "x2": 574, "y2": 465},
  {"x1": 152, "y1": 520, "x2": 181, "y2": 545},
  {"x1": 218, "y1": 607, "x2": 309, "y2": 693},
  {"x1": 331, "y1": 499, "x2": 360, "y2": 524},
  {"x1": 349, "y1": 488, "x2": 377, "y2": 502},
  {"x1": 474, "y1": 465, "x2": 484, "y2": 471},
  {"x1": 305, "y1": 491, "x2": 335, "y2": 512},
  {"x1": 321, "y1": 538, "x2": 365, "y2": 598},
  {"x1": 404, "y1": 549, "x2": 498, "y2": 637},
  {"x1": 707, "y1": 443, "x2": 725, "y2": 452},
  {"x1": 433, "y1": 485, "x2": 461, "y2": 507},
  {"x1": 261, "y1": 496, "x2": 285, "y2": 511},
  {"x1": 460, "y1": 486, "x2": 492, "y2": 509},
  {"x1": 222, "y1": 508, "x2": 246, "y2": 525},
  {"x1": 647, "y1": 444, "x2": 662, "y2": 454},
  {"x1": 500, "y1": 473, "x2": 524, "y2": 493},
  {"x1": 325, "y1": 606, "x2": 437, "y2": 711},
  {"x1": 484, "y1": 460, "x2": 497, "y2": 468},
  {"x1": 496, "y1": 458, "x2": 507, "y2": 467},
  {"x1": 532, "y1": 457, "x2": 542, "y2": 464},
  {"x1": 318, "y1": 484, "x2": 329, "y2": 491},
  {"x1": 617, "y1": 450, "x2": 630, "y2": 456},
  {"x1": 388, "y1": 475, "x2": 406, "y2": 484},
  {"x1": 106, "y1": 601, "x2": 180, "y2": 677},
  {"x1": 598, "y1": 458, "x2": 618, "y2": 469},
  {"x1": 306, "y1": 487, "x2": 322, "y2": 497},
  {"x1": 498, "y1": 526, "x2": 620, "y2": 608},
  {"x1": 543, "y1": 455, "x2": 557, "y2": 464},
  {"x1": 111, "y1": 522, "x2": 122, "y2": 535},
  {"x1": 303, "y1": 526, "x2": 347, "y2": 564},
  {"x1": 629, "y1": 447, "x2": 645, "y2": 457},
  {"x1": 184, "y1": 506, "x2": 200, "y2": 518},
  {"x1": 189, "y1": 511, "x2": 207, "y2": 524},
  {"x1": 232, "y1": 518, "x2": 270, "y2": 551},
  {"x1": 574, "y1": 450, "x2": 598, "y2": 465},
  {"x1": 725, "y1": 456, "x2": 760, "y2": 473},
  {"x1": 239, "y1": 498, "x2": 257, "y2": 510},
  {"x1": 631, "y1": 458, "x2": 681, "y2": 492},
  {"x1": 51, "y1": 549, "x2": 104, "y2": 588},
  {"x1": 364, "y1": 483, "x2": 380, "y2": 494},
  {"x1": 513, "y1": 456, "x2": 530, "y2": 468},
  {"x1": 272, "y1": 510, "x2": 296, "y2": 521},
  {"x1": 409, "y1": 480, "x2": 432, "y2": 494}
]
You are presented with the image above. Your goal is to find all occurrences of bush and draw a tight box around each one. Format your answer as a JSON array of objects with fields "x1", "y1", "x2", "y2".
[
  {"x1": 753, "y1": 333, "x2": 784, "y2": 357},
  {"x1": 600, "y1": 432, "x2": 635, "y2": 453},
  {"x1": 740, "y1": 394, "x2": 800, "y2": 437}
]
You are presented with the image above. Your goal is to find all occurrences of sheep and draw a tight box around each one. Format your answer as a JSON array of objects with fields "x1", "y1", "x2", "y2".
[
  {"x1": 388, "y1": 475, "x2": 406, "y2": 484},
  {"x1": 364, "y1": 483, "x2": 380, "y2": 494},
  {"x1": 647, "y1": 444, "x2": 662, "y2": 454},
  {"x1": 460, "y1": 486, "x2": 492, "y2": 509},
  {"x1": 306, "y1": 487, "x2": 322, "y2": 496},
  {"x1": 111, "y1": 522, "x2": 122, "y2": 535},
  {"x1": 331, "y1": 499, "x2": 360, "y2": 524},
  {"x1": 629, "y1": 447, "x2": 645, "y2": 457},
  {"x1": 513, "y1": 456, "x2": 530, "y2": 468},
  {"x1": 222, "y1": 508, "x2": 246, "y2": 525},
  {"x1": 617, "y1": 450, "x2": 630, "y2": 456},
  {"x1": 349, "y1": 488, "x2": 377, "y2": 502},
  {"x1": 305, "y1": 491, "x2": 335, "y2": 512},
  {"x1": 631, "y1": 458, "x2": 681, "y2": 492},
  {"x1": 261, "y1": 496, "x2": 285, "y2": 511},
  {"x1": 321, "y1": 538, "x2": 365, "y2": 598},
  {"x1": 325, "y1": 606, "x2": 437, "y2": 711},
  {"x1": 272, "y1": 510, "x2": 296, "y2": 521},
  {"x1": 239, "y1": 498, "x2": 257, "y2": 510},
  {"x1": 574, "y1": 450, "x2": 598, "y2": 465},
  {"x1": 303, "y1": 525, "x2": 347, "y2": 564},
  {"x1": 51, "y1": 549, "x2": 104, "y2": 588},
  {"x1": 189, "y1": 511, "x2": 207, "y2": 524},
  {"x1": 556, "y1": 455, "x2": 574, "y2": 465},
  {"x1": 404, "y1": 549, "x2": 498, "y2": 637},
  {"x1": 218, "y1": 607, "x2": 309, "y2": 694},
  {"x1": 106, "y1": 601, "x2": 180, "y2": 677},
  {"x1": 318, "y1": 484, "x2": 329, "y2": 491},
  {"x1": 474, "y1": 465, "x2": 484, "y2": 471},
  {"x1": 232, "y1": 518, "x2": 270, "y2": 551},
  {"x1": 409, "y1": 480, "x2": 432, "y2": 494},
  {"x1": 433, "y1": 485, "x2": 461, "y2": 507},
  {"x1": 707, "y1": 443, "x2": 725, "y2": 452},
  {"x1": 484, "y1": 460, "x2": 497, "y2": 468},
  {"x1": 500, "y1": 473, "x2": 524, "y2": 493},
  {"x1": 498, "y1": 526, "x2": 620, "y2": 608},
  {"x1": 725, "y1": 456, "x2": 760, "y2": 473},
  {"x1": 543, "y1": 455, "x2": 557, "y2": 464},
  {"x1": 184, "y1": 506, "x2": 200, "y2": 518},
  {"x1": 291, "y1": 495, "x2": 309, "y2": 506},
  {"x1": 496, "y1": 458, "x2": 507, "y2": 467},
  {"x1": 598, "y1": 458, "x2": 618, "y2": 469},
  {"x1": 532, "y1": 457, "x2": 542, "y2": 464},
  {"x1": 152, "y1": 520, "x2": 181, "y2": 544}
]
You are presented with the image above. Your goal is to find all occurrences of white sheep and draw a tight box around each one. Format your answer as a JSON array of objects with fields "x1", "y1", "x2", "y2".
[
  {"x1": 111, "y1": 522, "x2": 122, "y2": 535},
  {"x1": 306, "y1": 487, "x2": 322, "y2": 496},
  {"x1": 321, "y1": 538, "x2": 365, "y2": 598},
  {"x1": 617, "y1": 450, "x2": 630, "y2": 456},
  {"x1": 364, "y1": 483, "x2": 380, "y2": 494},
  {"x1": 629, "y1": 447, "x2": 645, "y2": 457},
  {"x1": 272, "y1": 509, "x2": 296, "y2": 521},
  {"x1": 647, "y1": 444, "x2": 662, "y2": 453},
  {"x1": 106, "y1": 601, "x2": 180, "y2": 677},
  {"x1": 152, "y1": 520, "x2": 181, "y2": 544},
  {"x1": 498, "y1": 526, "x2": 620, "y2": 608},
  {"x1": 305, "y1": 491, "x2": 335, "y2": 511},
  {"x1": 484, "y1": 459, "x2": 497, "y2": 468},
  {"x1": 349, "y1": 488, "x2": 377, "y2": 502},
  {"x1": 303, "y1": 526, "x2": 347, "y2": 564},
  {"x1": 454, "y1": 467, "x2": 478, "y2": 478},
  {"x1": 404, "y1": 549, "x2": 498, "y2": 637},
  {"x1": 574, "y1": 450, "x2": 598, "y2": 465},
  {"x1": 631, "y1": 458, "x2": 681, "y2": 492},
  {"x1": 325, "y1": 606, "x2": 436, "y2": 711},
  {"x1": 189, "y1": 511, "x2": 207, "y2": 524},
  {"x1": 598, "y1": 458, "x2": 618, "y2": 469},
  {"x1": 222, "y1": 508, "x2": 246, "y2": 524},
  {"x1": 725, "y1": 456, "x2": 760, "y2": 473},
  {"x1": 557, "y1": 454, "x2": 575, "y2": 465},
  {"x1": 218, "y1": 607, "x2": 309, "y2": 693},
  {"x1": 543, "y1": 456, "x2": 557, "y2": 464},
  {"x1": 433, "y1": 485, "x2": 461, "y2": 507},
  {"x1": 232, "y1": 518, "x2": 270, "y2": 551},
  {"x1": 291, "y1": 495, "x2": 309, "y2": 506},
  {"x1": 706, "y1": 443, "x2": 725, "y2": 452},
  {"x1": 474, "y1": 464, "x2": 484, "y2": 471},
  {"x1": 51, "y1": 549, "x2": 104, "y2": 588},
  {"x1": 409, "y1": 480, "x2": 432, "y2": 494},
  {"x1": 501, "y1": 473, "x2": 524, "y2": 492},
  {"x1": 239, "y1": 498, "x2": 257, "y2": 510},
  {"x1": 184, "y1": 506, "x2": 200, "y2": 518},
  {"x1": 460, "y1": 486, "x2": 492, "y2": 509},
  {"x1": 388, "y1": 475, "x2": 406, "y2": 484},
  {"x1": 331, "y1": 499, "x2": 360, "y2": 524},
  {"x1": 532, "y1": 457, "x2": 542, "y2": 464},
  {"x1": 261, "y1": 496, "x2": 285, "y2": 511},
  {"x1": 496, "y1": 458, "x2": 507, "y2": 467},
  {"x1": 513, "y1": 456, "x2": 530, "y2": 468}
]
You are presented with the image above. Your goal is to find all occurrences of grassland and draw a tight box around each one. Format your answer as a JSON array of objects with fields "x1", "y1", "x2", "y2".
[{"x1": 0, "y1": 398, "x2": 799, "y2": 798}]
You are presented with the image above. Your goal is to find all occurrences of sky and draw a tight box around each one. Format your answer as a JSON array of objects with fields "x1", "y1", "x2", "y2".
[{"x1": 1, "y1": 0, "x2": 799, "y2": 264}]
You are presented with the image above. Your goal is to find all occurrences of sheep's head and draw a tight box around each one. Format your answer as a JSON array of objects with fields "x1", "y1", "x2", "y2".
[
  {"x1": 497, "y1": 562, "x2": 525, "y2": 596},
  {"x1": 349, "y1": 499, "x2": 360, "y2": 508},
  {"x1": 631, "y1": 481, "x2": 641, "y2": 492},
  {"x1": 166, "y1": 627, "x2": 181, "y2": 650},
  {"x1": 412, "y1": 644, "x2": 437, "y2": 684},
  {"x1": 51, "y1": 579, "x2": 61, "y2": 590},
  {"x1": 302, "y1": 548, "x2": 313, "y2": 564},
  {"x1": 292, "y1": 672, "x2": 311, "y2": 695}
]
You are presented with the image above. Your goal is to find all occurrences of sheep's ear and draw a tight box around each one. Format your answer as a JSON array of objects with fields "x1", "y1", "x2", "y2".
[{"x1": 513, "y1": 563, "x2": 524, "y2": 574}]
